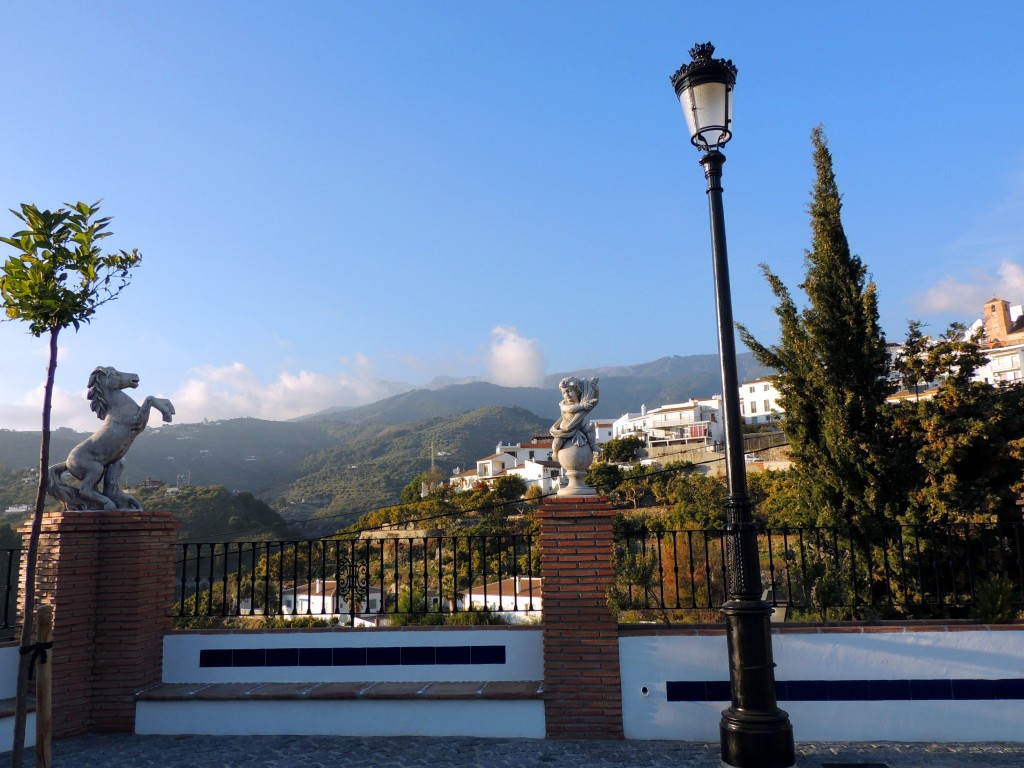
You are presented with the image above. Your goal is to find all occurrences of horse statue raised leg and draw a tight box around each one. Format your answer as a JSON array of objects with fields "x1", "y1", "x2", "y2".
[{"x1": 48, "y1": 366, "x2": 175, "y2": 511}]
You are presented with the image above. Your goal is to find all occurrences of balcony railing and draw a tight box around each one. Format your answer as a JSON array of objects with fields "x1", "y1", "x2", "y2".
[
  {"x1": 615, "y1": 523, "x2": 1024, "y2": 622},
  {"x1": 175, "y1": 533, "x2": 538, "y2": 627},
  {"x1": 0, "y1": 548, "x2": 22, "y2": 640},
  {"x1": 174, "y1": 522, "x2": 1024, "y2": 628}
]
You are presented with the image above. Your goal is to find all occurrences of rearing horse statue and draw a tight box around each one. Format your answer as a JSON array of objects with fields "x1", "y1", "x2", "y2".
[{"x1": 48, "y1": 366, "x2": 175, "y2": 511}]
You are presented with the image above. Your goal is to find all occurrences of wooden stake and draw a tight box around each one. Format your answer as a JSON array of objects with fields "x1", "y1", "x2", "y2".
[{"x1": 33, "y1": 605, "x2": 52, "y2": 768}]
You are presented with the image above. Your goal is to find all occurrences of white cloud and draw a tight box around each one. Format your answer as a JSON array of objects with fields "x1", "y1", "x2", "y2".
[
  {"x1": 170, "y1": 362, "x2": 409, "y2": 423},
  {"x1": 914, "y1": 259, "x2": 1024, "y2": 316},
  {"x1": 485, "y1": 326, "x2": 545, "y2": 388},
  {"x1": 0, "y1": 383, "x2": 93, "y2": 432},
  {"x1": 0, "y1": 360, "x2": 415, "y2": 431}
]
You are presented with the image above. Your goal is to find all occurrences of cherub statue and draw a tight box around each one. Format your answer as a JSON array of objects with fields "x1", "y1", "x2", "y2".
[
  {"x1": 550, "y1": 377, "x2": 599, "y2": 496},
  {"x1": 48, "y1": 366, "x2": 175, "y2": 511}
]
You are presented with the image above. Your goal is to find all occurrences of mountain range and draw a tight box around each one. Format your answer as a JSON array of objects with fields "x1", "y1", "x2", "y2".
[
  {"x1": 0, "y1": 353, "x2": 771, "y2": 537},
  {"x1": 301, "y1": 353, "x2": 770, "y2": 425}
]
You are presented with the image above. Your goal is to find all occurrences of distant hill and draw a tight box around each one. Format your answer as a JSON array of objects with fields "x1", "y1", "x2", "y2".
[
  {"x1": 305, "y1": 382, "x2": 558, "y2": 425},
  {"x1": 0, "y1": 419, "x2": 340, "y2": 503},
  {"x1": 304, "y1": 353, "x2": 772, "y2": 425},
  {"x1": 132, "y1": 484, "x2": 298, "y2": 542},
  {"x1": 280, "y1": 405, "x2": 551, "y2": 535},
  {"x1": 0, "y1": 406, "x2": 550, "y2": 538}
]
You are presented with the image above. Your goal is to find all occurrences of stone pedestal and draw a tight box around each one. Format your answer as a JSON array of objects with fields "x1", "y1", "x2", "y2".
[
  {"x1": 20, "y1": 510, "x2": 179, "y2": 736},
  {"x1": 538, "y1": 497, "x2": 623, "y2": 739},
  {"x1": 554, "y1": 443, "x2": 597, "y2": 497}
]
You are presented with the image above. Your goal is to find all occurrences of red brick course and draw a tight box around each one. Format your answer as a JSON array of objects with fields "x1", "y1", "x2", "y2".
[
  {"x1": 20, "y1": 510, "x2": 178, "y2": 737},
  {"x1": 539, "y1": 497, "x2": 623, "y2": 739}
]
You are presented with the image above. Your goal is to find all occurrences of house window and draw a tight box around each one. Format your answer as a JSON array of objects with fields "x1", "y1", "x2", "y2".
[
  {"x1": 748, "y1": 386, "x2": 755, "y2": 393},
  {"x1": 764, "y1": 384, "x2": 770, "y2": 391},
  {"x1": 750, "y1": 402, "x2": 757, "y2": 414},
  {"x1": 764, "y1": 399, "x2": 770, "y2": 411},
  {"x1": 741, "y1": 401, "x2": 746, "y2": 415}
]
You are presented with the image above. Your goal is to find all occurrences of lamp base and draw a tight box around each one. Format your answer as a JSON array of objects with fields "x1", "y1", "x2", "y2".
[{"x1": 720, "y1": 708, "x2": 794, "y2": 768}]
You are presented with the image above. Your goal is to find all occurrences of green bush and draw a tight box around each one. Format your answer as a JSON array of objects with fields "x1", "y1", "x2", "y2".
[{"x1": 971, "y1": 574, "x2": 1021, "y2": 624}]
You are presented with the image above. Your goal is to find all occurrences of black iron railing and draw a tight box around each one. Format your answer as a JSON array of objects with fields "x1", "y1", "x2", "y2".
[
  {"x1": 0, "y1": 547, "x2": 23, "y2": 640},
  {"x1": 615, "y1": 523, "x2": 1024, "y2": 622},
  {"x1": 175, "y1": 534, "x2": 538, "y2": 627}
]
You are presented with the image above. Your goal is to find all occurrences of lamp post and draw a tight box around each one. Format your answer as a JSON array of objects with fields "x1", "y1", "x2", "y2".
[{"x1": 670, "y1": 43, "x2": 795, "y2": 768}]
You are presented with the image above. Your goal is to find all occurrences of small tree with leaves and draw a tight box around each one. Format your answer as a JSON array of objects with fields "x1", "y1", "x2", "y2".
[
  {"x1": 0, "y1": 201, "x2": 140, "y2": 766},
  {"x1": 599, "y1": 435, "x2": 645, "y2": 463}
]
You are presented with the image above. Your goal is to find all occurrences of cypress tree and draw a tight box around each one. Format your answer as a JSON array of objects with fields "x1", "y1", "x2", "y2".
[{"x1": 738, "y1": 127, "x2": 894, "y2": 531}]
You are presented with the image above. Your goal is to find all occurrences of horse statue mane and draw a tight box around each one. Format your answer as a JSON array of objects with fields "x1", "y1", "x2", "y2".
[
  {"x1": 48, "y1": 366, "x2": 175, "y2": 511},
  {"x1": 87, "y1": 367, "x2": 113, "y2": 420}
]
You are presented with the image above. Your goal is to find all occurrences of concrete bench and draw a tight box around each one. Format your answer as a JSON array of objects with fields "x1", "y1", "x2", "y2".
[
  {"x1": 0, "y1": 697, "x2": 34, "y2": 718},
  {"x1": 134, "y1": 681, "x2": 546, "y2": 738},
  {"x1": 0, "y1": 697, "x2": 35, "y2": 752},
  {"x1": 136, "y1": 680, "x2": 543, "y2": 702}
]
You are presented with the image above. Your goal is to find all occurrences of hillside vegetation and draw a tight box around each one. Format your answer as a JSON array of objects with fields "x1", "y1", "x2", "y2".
[
  {"x1": 282, "y1": 406, "x2": 550, "y2": 534},
  {"x1": 132, "y1": 484, "x2": 297, "y2": 541}
]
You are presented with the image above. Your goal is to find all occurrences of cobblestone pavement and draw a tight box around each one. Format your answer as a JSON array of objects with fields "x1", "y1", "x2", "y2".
[{"x1": 4, "y1": 735, "x2": 1023, "y2": 767}]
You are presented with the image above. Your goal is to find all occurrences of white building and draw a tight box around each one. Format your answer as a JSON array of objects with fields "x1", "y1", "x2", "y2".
[
  {"x1": 738, "y1": 378, "x2": 783, "y2": 425},
  {"x1": 495, "y1": 437, "x2": 553, "y2": 464},
  {"x1": 612, "y1": 407, "x2": 650, "y2": 440},
  {"x1": 449, "y1": 439, "x2": 565, "y2": 496},
  {"x1": 646, "y1": 398, "x2": 724, "y2": 449},
  {"x1": 461, "y1": 576, "x2": 542, "y2": 623},
  {"x1": 975, "y1": 343, "x2": 1024, "y2": 385},
  {"x1": 505, "y1": 459, "x2": 562, "y2": 495},
  {"x1": 448, "y1": 467, "x2": 480, "y2": 493},
  {"x1": 238, "y1": 579, "x2": 387, "y2": 626},
  {"x1": 477, "y1": 452, "x2": 517, "y2": 480},
  {"x1": 590, "y1": 420, "x2": 616, "y2": 445},
  {"x1": 612, "y1": 398, "x2": 725, "y2": 450}
]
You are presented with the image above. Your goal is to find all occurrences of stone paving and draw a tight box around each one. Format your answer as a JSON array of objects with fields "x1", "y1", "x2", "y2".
[{"x1": 4, "y1": 734, "x2": 1024, "y2": 767}]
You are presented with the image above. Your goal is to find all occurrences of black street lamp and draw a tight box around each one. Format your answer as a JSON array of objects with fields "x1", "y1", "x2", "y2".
[{"x1": 670, "y1": 43, "x2": 795, "y2": 768}]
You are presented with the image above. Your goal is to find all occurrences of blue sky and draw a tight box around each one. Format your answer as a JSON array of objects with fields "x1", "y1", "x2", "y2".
[{"x1": 2, "y1": 2, "x2": 1024, "y2": 430}]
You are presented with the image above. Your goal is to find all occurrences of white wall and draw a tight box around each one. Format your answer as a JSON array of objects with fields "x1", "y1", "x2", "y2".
[
  {"x1": 620, "y1": 628, "x2": 1024, "y2": 742},
  {"x1": 0, "y1": 643, "x2": 35, "y2": 752},
  {"x1": 141, "y1": 628, "x2": 544, "y2": 738},
  {"x1": 0, "y1": 645, "x2": 18, "y2": 700}
]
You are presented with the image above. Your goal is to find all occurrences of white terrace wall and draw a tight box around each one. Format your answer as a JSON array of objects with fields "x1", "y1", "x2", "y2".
[
  {"x1": 137, "y1": 626, "x2": 544, "y2": 738},
  {"x1": 620, "y1": 625, "x2": 1024, "y2": 742},
  {"x1": 138, "y1": 622, "x2": 1024, "y2": 743},
  {"x1": 0, "y1": 642, "x2": 34, "y2": 752}
]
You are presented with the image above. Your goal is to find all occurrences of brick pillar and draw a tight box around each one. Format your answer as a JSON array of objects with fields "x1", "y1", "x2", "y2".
[
  {"x1": 539, "y1": 496, "x2": 623, "y2": 739},
  {"x1": 21, "y1": 510, "x2": 178, "y2": 736}
]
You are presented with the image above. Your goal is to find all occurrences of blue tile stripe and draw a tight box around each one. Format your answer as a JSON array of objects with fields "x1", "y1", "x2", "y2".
[
  {"x1": 666, "y1": 678, "x2": 1024, "y2": 702},
  {"x1": 200, "y1": 644, "x2": 506, "y2": 668}
]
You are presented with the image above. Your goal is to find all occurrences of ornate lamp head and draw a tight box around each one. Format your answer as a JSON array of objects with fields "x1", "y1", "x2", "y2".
[{"x1": 670, "y1": 42, "x2": 737, "y2": 152}]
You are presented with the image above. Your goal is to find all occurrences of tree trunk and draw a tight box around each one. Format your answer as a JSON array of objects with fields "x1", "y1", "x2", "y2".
[{"x1": 12, "y1": 328, "x2": 60, "y2": 768}]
